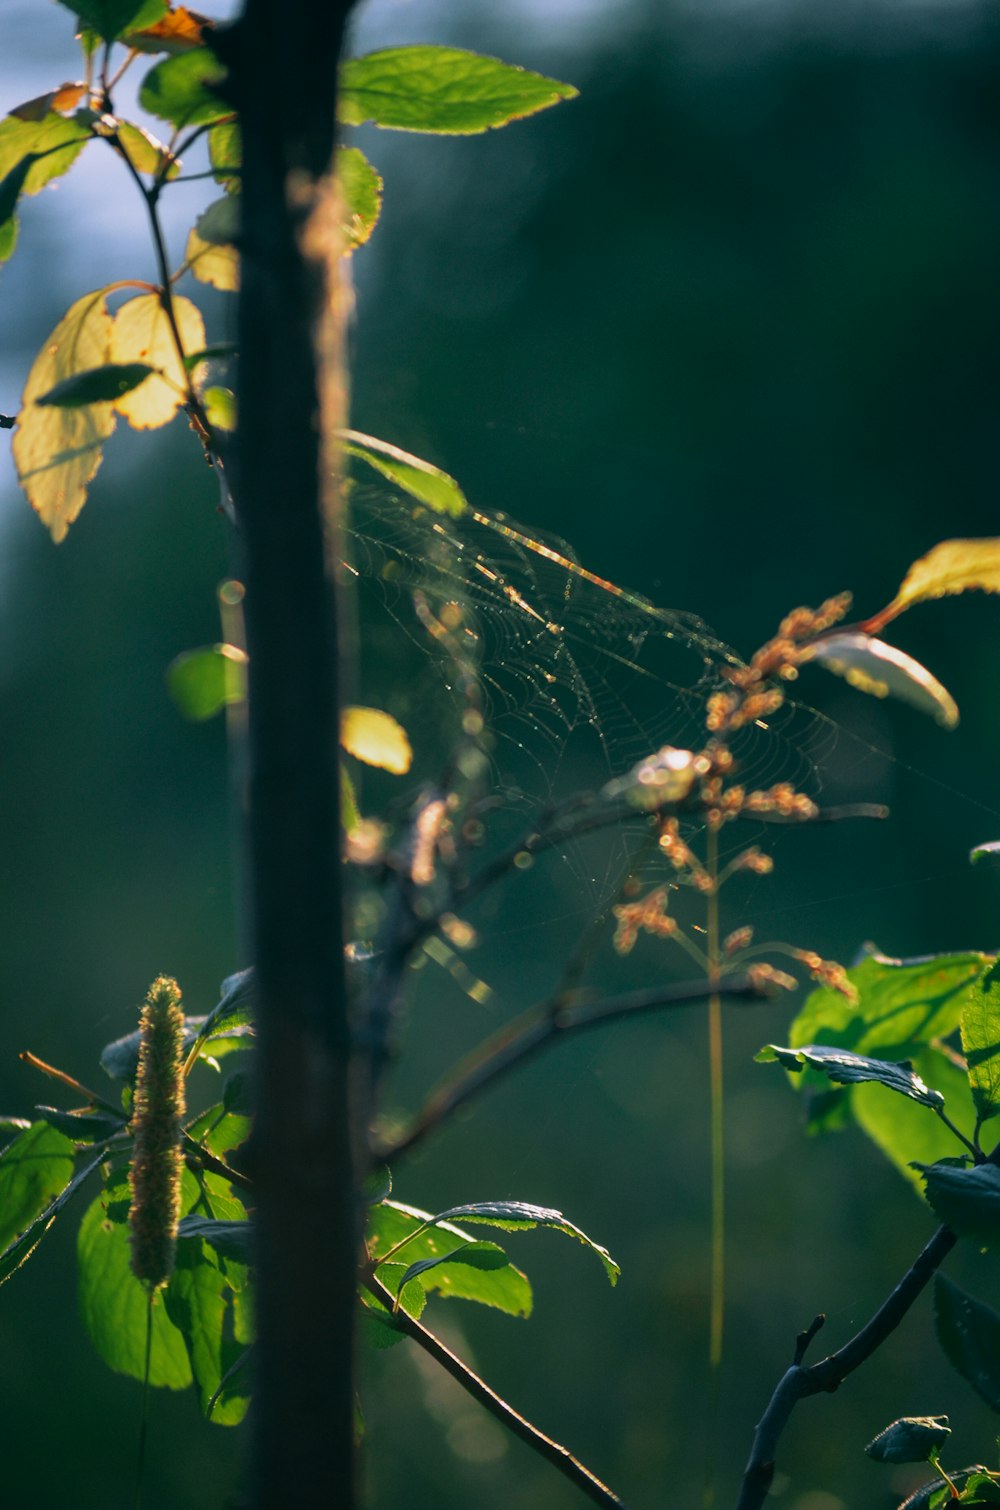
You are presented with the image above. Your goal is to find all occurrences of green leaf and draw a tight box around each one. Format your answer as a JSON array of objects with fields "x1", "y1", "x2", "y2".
[
  {"x1": 757, "y1": 1043, "x2": 945, "y2": 1109},
  {"x1": 203, "y1": 386, "x2": 236, "y2": 431},
  {"x1": 208, "y1": 120, "x2": 240, "y2": 192},
  {"x1": 338, "y1": 46, "x2": 578, "y2": 135},
  {"x1": 396, "y1": 1241, "x2": 532, "y2": 1318},
  {"x1": 341, "y1": 705, "x2": 411, "y2": 773},
  {"x1": 56, "y1": 0, "x2": 166, "y2": 42},
  {"x1": 12, "y1": 289, "x2": 116, "y2": 540},
  {"x1": 177, "y1": 1216, "x2": 251, "y2": 1264},
  {"x1": 919, "y1": 1162, "x2": 1000, "y2": 1249},
  {"x1": 184, "y1": 229, "x2": 239, "y2": 290},
  {"x1": 164, "y1": 1238, "x2": 250, "y2": 1424},
  {"x1": 899, "y1": 1469, "x2": 1000, "y2": 1510},
  {"x1": 971, "y1": 842, "x2": 1000, "y2": 865},
  {"x1": 167, "y1": 643, "x2": 247, "y2": 720},
  {"x1": 0, "y1": 1121, "x2": 75, "y2": 1252},
  {"x1": 962, "y1": 963, "x2": 1000, "y2": 1124},
  {"x1": 854, "y1": 1048, "x2": 975, "y2": 1193},
  {"x1": 0, "y1": 112, "x2": 91, "y2": 262},
  {"x1": 35, "y1": 1106, "x2": 126, "y2": 1143},
  {"x1": 0, "y1": 1147, "x2": 107, "y2": 1287},
  {"x1": 935, "y1": 1273, "x2": 1000, "y2": 1411},
  {"x1": 340, "y1": 429, "x2": 468, "y2": 517},
  {"x1": 77, "y1": 1179, "x2": 193, "y2": 1388},
  {"x1": 367, "y1": 1199, "x2": 477, "y2": 1265},
  {"x1": 185, "y1": 1104, "x2": 250, "y2": 1159},
  {"x1": 364, "y1": 1164, "x2": 392, "y2": 1206},
  {"x1": 337, "y1": 145, "x2": 382, "y2": 250},
  {"x1": 101, "y1": 1009, "x2": 252, "y2": 1081},
  {"x1": 866, "y1": 1414, "x2": 951, "y2": 1463},
  {"x1": 789, "y1": 949, "x2": 991, "y2": 1065},
  {"x1": 415, "y1": 1201, "x2": 620, "y2": 1285},
  {"x1": 114, "y1": 119, "x2": 178, "y2": 179},
  {"x1": 184, "y1": 970, "x2": 255, "y2": 1069},
  {"x1": 183, "y1": 343, "x2": 237, "y2": 371},
  {"x1": 139, "y1": 48, "x2": 229, "y2": 129},
  {"x1": 195, "y1": 195, "x2": 239, "y2": 246},
  {"x1": 36, "y1": 362, "x2": 155, "y2": 408}
]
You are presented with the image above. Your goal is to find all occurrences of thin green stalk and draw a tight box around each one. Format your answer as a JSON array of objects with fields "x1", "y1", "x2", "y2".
[
  {"x1": 704, "y1": 821, "x2": 724, "y2": 1510},
  {"x1": 133, "y1": 1291, "x2": 154, "y2": 1510}
]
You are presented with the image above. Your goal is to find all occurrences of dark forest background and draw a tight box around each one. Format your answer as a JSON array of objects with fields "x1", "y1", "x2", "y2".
[{"x1": 0, "y1": 1, "x2": 998, "y2": 1505}]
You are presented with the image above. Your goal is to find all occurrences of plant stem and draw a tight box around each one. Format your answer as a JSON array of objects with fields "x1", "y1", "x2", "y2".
[
  {"x1": 704, "y1": 821, "x2": 724, "y2": 1510},
  {"x1": 735, "y1": 1223, "x2": 958, "y2": 1510},
  {"x1": 376, "y1": 972, "x2": 762, "y2": 1164},
  {"x1": 364, "y1": 1275, "x2": 631, "y2": 1510},
  {"x1": 133, "y1": 1291, "x2": 154, "y2": 1510}
]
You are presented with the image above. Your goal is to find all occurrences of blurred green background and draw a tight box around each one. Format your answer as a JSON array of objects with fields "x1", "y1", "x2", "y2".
[{"x1": 2, "y1": 1, "x2": 1000, "y2": 1506}]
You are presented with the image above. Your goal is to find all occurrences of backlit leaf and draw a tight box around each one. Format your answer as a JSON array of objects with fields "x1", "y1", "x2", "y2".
[
  {"x1": 757, "y1": 1043, "x2": 945, "y2": 1108},
  {"x1": 962, "y1": 963, "x2": 1000, "y2": 1124},
  {"x1": 56, "y1": 0, "x2": 166, "y2": 42},
  {"x1": 9, "y1": 84, "x2": 87, "y2": 122},
  {"x1": 416, "y1": 1201, "x2": 620, "y2": 1285},
  {"x1": 935, "y1": 1274, "x2": 1000, "y2": 1411},
  {"x1": 919, "y1": 1162, "x2": 1000, "y2": 1249},
  {"x1": 0, "y1": 1121, "x2": 75, "y2": 1253},
  {"x1": 208, "y1": 120, "x2": 240, "y2": 192},
  {"x1": 790, "y1": 949, "x2": 989, "y2": 1063},
  {"x1": 37, "y1": 362, "x2": 155, "y2": 408},
  {"x1": 183, "y1": 226, "x2": 239, "y2": 290},
  {"x1": 115, "y1": 119, "x2": 178, "y2": 178},
  {"x1": 203, "y1": 386, "x2": 236, "y2": 430},
  {"x1": 854, "y1": 1047, "x2": 975, "y2": 1193},
  {"x1": 971, "y1": 842, "x2": 1000, "y2": 866},
  {"x1": 78, "y1": 1178, "x2": 193, "y2": 1388},
  {"x1": 0, "y1": 1147, "x2": 106, "y2": 1286},
  {"x1": 340, "y1": 429, "x2": 468, "y2": 517},
  {"x1": 0, "y1": 111, "x2": 92, "y2": 263},
  {"x1": 139, "y1": 47, "x2": 229, "y2": 129},
  {"x1": 177, "y1": 1215, "x2": 251, "y2": 1264},
  {"x1": 395, "y1": 1240, "x2": 532, "y2": 1318},
  {"x1": 12, "y1": 289, "x2": 116, "y2": 540},
  {"x1": 124, "y1": 5, "x2": 210, "y2": 53},
  {"x1": 797, "y1": 632, "x2": 958, "y2": 728},
  {"x1": 865, "y1": 539, "x2": 1000, "y2": 635},
  {"x1": 340, "y1": 705, "x2": 412, "y2": 774},
  {"x1": 337, "y1": 145, "x2": 381, "y2": 250},
  {"x1": 110, "y1": 292, "x2": 205, "y2": 428},
  {"x1": 167, "y1": 643, "x2": 247, "y2": 720},
  {"x1": 338, "y1": 46, "x2": 578, "y2": 135}
]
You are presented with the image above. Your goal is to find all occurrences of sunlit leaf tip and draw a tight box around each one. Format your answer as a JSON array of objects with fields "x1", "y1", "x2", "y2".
[
  {"x1": 797, "y1": 632, "x2": 959, "y2": 728},
  {"x1": 864, "y1": 537, "x2": 1000, "y2": 635},
  {"x1": 339, "y1": 429, "x2": 468, "y2": 517},
  {"x1": 970, "y1": 841, "x2": 1000, "y2": 866}
]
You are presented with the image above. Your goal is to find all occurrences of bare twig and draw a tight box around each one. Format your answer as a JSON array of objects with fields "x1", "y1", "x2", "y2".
[
  {"x1": 363, "y1": 1274, "x2": 631, "y2": 1509},
  {"x1": 735, "y1": 1224, "x2": 958, "y2": 1510},
  {"x1": 375, "y1": 972, "x2": 764, "y2": 1164}
]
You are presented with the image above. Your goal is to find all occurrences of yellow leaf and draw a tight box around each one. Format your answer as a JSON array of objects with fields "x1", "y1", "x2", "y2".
[
  {"x1": 12, "y1": 289, "x2": 116, "y2": 542},
  {"x1": 864, "y1": 538, "x2": 1000, "y2": 634},
  {"x1": 340, "y1": 706, "x2": 412, "y2": 774},
  {"x1": 798, "y1": 632, "x2": 959, "y2": 728},
  {"x1": 109, "y1": 293, "x2": 205, "y2": 429},
  {"x1": 183, "y1": 225, "x2": 239, "y2": 291}
]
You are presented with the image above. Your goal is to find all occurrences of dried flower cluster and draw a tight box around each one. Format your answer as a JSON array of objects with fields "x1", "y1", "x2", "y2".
[
  {"x1": 612, "y1": 886, "x2": 678, "y2": 954},
  {"x1": 707, "y1": 592, "x2": 852, "y2": 736},
  {"x1": 128, "y1": 975, "x2": 186, "y2": 1291}
]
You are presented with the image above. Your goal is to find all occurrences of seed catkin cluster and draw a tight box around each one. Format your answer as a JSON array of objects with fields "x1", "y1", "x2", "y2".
[{"x1": 128, "y1": 975, "x2": 186, "y2": 1290}]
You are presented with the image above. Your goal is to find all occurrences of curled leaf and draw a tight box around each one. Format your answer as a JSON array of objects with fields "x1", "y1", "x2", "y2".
[
  {"x1": 757, "y1": 1043, "x2": 945, "y2": 1108},
  {"x1": 797, "y1": 632, "x2": 958, "y2": 728},
  {"x1": 971, "y1": 842, "x2": 1000, "y2": 866},
  {"x1": 866, "y1": 1415, "x2": 951, "y2": 1464}
]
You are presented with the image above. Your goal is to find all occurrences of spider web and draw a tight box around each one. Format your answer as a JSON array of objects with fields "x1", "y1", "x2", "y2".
[{"x1": 346, "y1": 485, "x2": 833, "y2": 814}]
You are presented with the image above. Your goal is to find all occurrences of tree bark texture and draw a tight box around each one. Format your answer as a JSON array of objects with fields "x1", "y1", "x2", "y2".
[{"x1": 233, "y1": 3, "x2": 359, "y2": 1505}]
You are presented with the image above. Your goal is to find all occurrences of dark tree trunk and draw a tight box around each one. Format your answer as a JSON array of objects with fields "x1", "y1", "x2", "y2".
[{"x1": 232, "y1": 4, "x2": 359, "y2": 1505}]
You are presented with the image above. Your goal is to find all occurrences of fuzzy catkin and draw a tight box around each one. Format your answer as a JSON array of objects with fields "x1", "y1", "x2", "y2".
[{"x1": 128, "y1": 976, "x2": 186, "y2": 1290}]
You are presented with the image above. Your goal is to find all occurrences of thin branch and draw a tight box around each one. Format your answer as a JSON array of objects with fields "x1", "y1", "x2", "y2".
[
  {"x1": 375, "y1": 972, "x2": 764, "y2": 1164},
  {"x1": 735, "y1": 1224, "x2": 958, "y2": 1510},
  {"x1": 363, "y1": 1275, "x2": 631, "y2": 1510}
]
